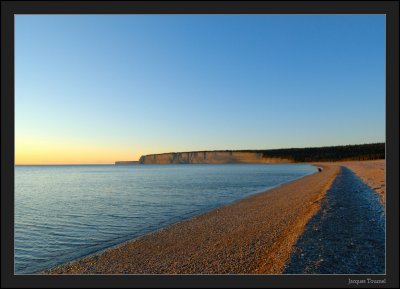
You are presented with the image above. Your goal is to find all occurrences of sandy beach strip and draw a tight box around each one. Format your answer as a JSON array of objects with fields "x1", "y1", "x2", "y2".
[
  {"x1": 338, "y1": 160, "x2": 385, "y2": 204},
  {"x1": 46, "y1": 165, "x2": 339, "y2": 274}
]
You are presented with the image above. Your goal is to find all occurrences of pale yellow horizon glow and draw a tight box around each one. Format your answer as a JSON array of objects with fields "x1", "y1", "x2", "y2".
[
  {"x1": 15, "y1": 135, "x2": 218, "y2": 165},
  {"x1": 15, "y1": 138, "x2": 142, "y2": 165}
]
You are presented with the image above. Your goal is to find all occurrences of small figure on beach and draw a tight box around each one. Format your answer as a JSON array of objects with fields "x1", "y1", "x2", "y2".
[{"x1": 318, "y1": 167, "x2": 323, "y2": 172}]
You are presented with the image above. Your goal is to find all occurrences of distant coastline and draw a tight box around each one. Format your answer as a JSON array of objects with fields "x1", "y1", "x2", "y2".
[
  {"x1": 114, "y1": 161, "x2": 139, "y2": 165},
  {"x1": 117, "y1": 143, "x2": 385, "y2": 165}
]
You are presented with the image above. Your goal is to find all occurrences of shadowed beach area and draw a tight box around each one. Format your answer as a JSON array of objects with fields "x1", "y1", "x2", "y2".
[
  {"x1": 45, "y1": 160, "x2": 385, "y2": 275},
  {"x1": 339, "y1": 160, "x2": 385, "y2": 204}
]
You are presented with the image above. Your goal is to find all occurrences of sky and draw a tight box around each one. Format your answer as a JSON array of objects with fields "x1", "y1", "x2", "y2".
[{"x1": 15, "y1": 15, "x2": 385, "y2": 164}]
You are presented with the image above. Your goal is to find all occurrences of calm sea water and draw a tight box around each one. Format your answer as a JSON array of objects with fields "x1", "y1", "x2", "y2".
[{"x1": 15, "y1": 164, "x2": 316, "y2": 274}]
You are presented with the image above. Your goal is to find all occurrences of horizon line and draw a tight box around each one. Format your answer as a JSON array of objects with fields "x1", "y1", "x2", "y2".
[{"x1": 15, "y1": 163, "x2": 115, "y2": 166}]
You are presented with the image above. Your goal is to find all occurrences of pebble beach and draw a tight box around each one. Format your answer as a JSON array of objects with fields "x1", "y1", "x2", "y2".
[{"x1": 45, "y1": 160, "x2": 385, "y2": 274}]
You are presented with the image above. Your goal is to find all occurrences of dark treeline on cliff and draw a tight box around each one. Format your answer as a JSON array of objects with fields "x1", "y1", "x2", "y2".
[
  {"x1": 139, "y1": 143, "x2": 385, "y2": 163},
  {"x1": 242, "y1": 143, "x2": 385, "y2": 162}
]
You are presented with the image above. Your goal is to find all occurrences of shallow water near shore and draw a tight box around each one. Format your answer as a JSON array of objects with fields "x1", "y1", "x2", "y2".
[{"x1": 15, "y1": 163, "x2": 316, "y2": 274}]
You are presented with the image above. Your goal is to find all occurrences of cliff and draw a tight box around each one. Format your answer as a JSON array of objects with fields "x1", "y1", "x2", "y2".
[
  {"x1": 139, "y1": 151, "x2": 293, "y2": 164},
  {"x1": 137, "y1": 143, "x2": 385, "y2": 165}
]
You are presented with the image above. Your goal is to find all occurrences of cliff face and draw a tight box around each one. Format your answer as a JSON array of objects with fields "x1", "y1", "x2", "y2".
[
  {"x1": 139, "y1": 151, "x2": 293, "y2": 164},
  {"x1": 124, "y1": 143, "x2": 384, "y2": 165}
]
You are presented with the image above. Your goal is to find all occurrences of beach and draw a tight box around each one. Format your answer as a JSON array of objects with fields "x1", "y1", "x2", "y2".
[{"x1": 45, "y1": 160, "x2": 384, "y2": 274}]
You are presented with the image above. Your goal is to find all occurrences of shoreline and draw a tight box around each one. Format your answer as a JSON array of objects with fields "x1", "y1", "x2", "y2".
[
  {"x1": 36, "y1": 165, "x2": 317, "y2": 274},
  {"x1": 45, "y1": 164, "x2": 340, "y2": 274}
]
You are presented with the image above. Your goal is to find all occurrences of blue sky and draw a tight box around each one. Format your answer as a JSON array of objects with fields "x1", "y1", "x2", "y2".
[{"x1": 15, "y1": 15, "x2": 385, "y2": 164}]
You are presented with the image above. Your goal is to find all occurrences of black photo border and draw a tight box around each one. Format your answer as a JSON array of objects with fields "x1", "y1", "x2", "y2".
[{"x1": 1, "y1": 1, "x2": 399, "y2": 288}]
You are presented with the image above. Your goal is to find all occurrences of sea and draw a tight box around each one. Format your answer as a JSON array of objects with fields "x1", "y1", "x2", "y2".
[{"x1": 15, "y1": 163, "x2": 317, "y2": 274}]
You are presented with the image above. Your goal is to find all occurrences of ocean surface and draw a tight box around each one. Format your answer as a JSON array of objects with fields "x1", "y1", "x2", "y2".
[{"x1": 15, "y1": 164, "x2": 316, "y2": 274}]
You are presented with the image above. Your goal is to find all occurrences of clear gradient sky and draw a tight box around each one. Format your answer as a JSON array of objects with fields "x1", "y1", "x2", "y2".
[{"x1": 15, "y1": 15, "x2": 385, "y2": 164}]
